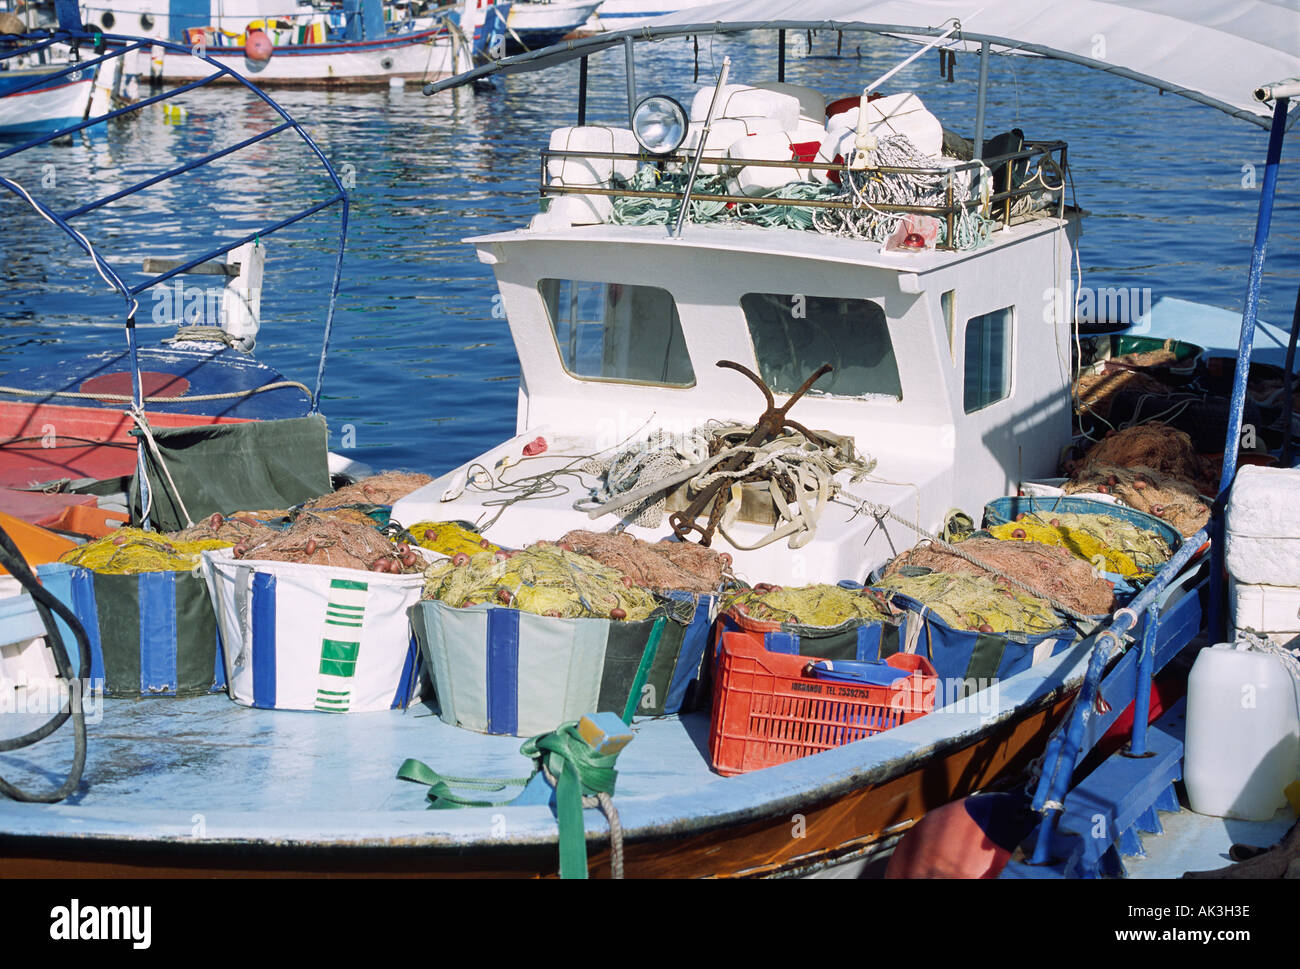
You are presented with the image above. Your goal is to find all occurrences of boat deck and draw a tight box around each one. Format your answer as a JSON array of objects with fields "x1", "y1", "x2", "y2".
[{"x1": 0, "y1": 635, "x2": 1093, "y2": 873}]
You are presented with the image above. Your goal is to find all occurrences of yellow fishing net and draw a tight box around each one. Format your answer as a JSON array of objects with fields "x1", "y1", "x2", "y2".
[
  {"x1": 987, "y1": 512, "x2": 1171, "y2": 579},
  {"x1": 723, "y1": 584, "x2": 892, "y2": 627},
  {"x1": 407, "y1": 521, "x2": 501, "y2": 559},
  {"x1": 877, "y1": 572, "x2": 1063, "y2": 634},
  {"x1": 422, "y1": 545, "x2": 658, "y2": 620},
  {"x1": 59, "y1": 528, "x2": 230, "y2": 575}
]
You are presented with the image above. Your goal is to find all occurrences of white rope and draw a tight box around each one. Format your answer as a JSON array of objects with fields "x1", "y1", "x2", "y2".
[
  {"x1": 128, "y1": 407, "x2": 194, "y2": 528},
  {"x1": 811, "y1": 135, "x2": 995, "y2": 250}
]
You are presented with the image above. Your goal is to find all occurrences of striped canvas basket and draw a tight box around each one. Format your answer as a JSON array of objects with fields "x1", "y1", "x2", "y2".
[
  {"x1": 37, "y1": 562, "x2": 224, "y2": 698},
  {"x1": 202, "y1": 551, "x2": 424, "y2": 712},
  {"x1": 410, "y1": 592, "x2": 716, "y2": 737}
]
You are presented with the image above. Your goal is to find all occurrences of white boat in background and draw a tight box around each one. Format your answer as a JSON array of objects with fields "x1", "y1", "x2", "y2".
[
  {"x1": 0, "y1": 62, "x2": 95, "y2": 138},
  {"x1": 83, "y1": 0, "x2": 494, "y2": 86},
  {"x1": 501, "y1": 0, "x2": 603, "y2": 50},
  {"x1": 580, "y1": 0, "x2": 717, "y2": 33}
]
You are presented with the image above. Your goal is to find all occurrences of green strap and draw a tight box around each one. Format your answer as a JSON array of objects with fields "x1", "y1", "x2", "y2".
[
  {"x1": 396, "y1": 758, "x2": 533, "y2": 809},
  {"x1": 621, "y1": 616, "x2": 666, "y2": 724},
  {"x1": 397, "y1": 720, "x2": 623, "y2": 879}
]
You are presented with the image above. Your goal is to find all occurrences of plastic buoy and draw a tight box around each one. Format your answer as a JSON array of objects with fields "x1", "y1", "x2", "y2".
[{"x1": 244, "y1": 29, "x2": 273, "y2": 63}]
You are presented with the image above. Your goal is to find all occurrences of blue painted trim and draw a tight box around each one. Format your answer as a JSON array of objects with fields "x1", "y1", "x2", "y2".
[
  {"x1": 766, "y1": 630, "x2": 798, "y2": 654},
  {"x1": 391, "y1": 634, "x2": 419, "y2": 710},
  {"x1": 70, "y1": 567, "x2": 105, "y2": 685},
  {"x1": 211, "y1": 622, "x2": 227, "y2": 693},
  {"x1": 663, "y1": 594, "x2": 711, "y2": 714},
  {"x1": 138, "y1": 571, "x2": 178, "y2": 696},
  {"x1": 485, "y1": 607, "x2": 519, "y2": 735},
  {"x1": 250, "y1": 572, "x2": 277, "y2": 709}
]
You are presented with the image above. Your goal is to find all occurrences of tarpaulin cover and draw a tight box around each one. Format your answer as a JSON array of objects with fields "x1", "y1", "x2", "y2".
[{"x1": 130, "y1": 415, "x2": 331, "y2": 532}]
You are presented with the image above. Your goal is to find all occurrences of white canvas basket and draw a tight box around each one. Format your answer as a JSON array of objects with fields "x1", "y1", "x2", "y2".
[{"x1": 202, "y1": 549, "x2": 425, "y2": 713}]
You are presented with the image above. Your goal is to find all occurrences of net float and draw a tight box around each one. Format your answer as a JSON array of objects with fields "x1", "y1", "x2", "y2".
[
  {"x1": 244, "y1": 28, "x2": 273, "y2": 63},
  {"x1": 1132, "y1": 478, "x2": 1148, "y2": 491},
  {"x1": 719, "y1": 552, "x2": 732, "y2": 566},
  {"x1": 304, "y1": 538, "x2": 318, "y2": 555},
  {"x1": 610, "y1": 607, "x2": 627, "y2": 619},
  {"x1": 479, "y1": 538, "x2": 492, "y2": 549},
  {"x1": 422, "y1": 529, "x2": 438, "y2": 543},
  {"x1": 1150, "y1": 504, "x2": 1164, "y2": 517},
  {"x1": 208, "y1": 513, "x2": 224, "y2": 530},
  {"x1": 401, "y1": 552, "x2": 418, "y2": 569},
  {"x1": 370, "y1": 557, "x2": 391, "y2": 572},
  {"x1": 496, "y1": 588, "x2": 513, "y2": 604},
  {"x1": 621, "y1": 575, "x2": 635, "y2": 588},
  {"x1": 978, "y1": 624, "x2": 995, "y2": 633},
  {"x1": 1049, "y1": 518, "x2": 1060, "y2": 527},
  {"x1": 1012, "y1": 528, "x2": 1026, "y2": 538},
  {"x1": 493, "y1": 551, "x2": 510, "y2": 562},
  {"x1": 452, "y1": 553, "x2": 470, "y2": 566},
  {"x1": 1096, "y1": 484, "x2": 1109, "y2": 494},
  {"x1": 232, "y1": 543, "x2": 247, "y2": 558}
]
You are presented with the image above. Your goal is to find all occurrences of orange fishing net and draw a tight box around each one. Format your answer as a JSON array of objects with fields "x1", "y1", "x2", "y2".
[
  {"x1": 1064, "y1": 464, "x2": 1210, "y2": 537},
  {"x1": 170, "y1": 513, "x2": 277, "y2": 547},
  {"x1": 1074, "y1": 369, "x2": 1170, "y2": 419},
  {"x1": 301, "y1": 471, "x2": 432, "y2": 509},
  {"x1": 556, "y1": 530, "x2": 730, "y2": 593},
  {"x1": 240, "y1": 514, "x2": 419, "y2": 573},
  {"x1": 1070, "y1": 423, "x2": 1215, "y2": 494},
  {"x1": 883, "y1": 537, "x2": 1116, "y2": 616}
]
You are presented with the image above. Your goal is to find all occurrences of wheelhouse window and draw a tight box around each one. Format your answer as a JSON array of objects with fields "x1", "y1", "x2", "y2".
[
  {"x1": 539, "y1": 279, "x2": 695, "y2": 386},
  {"x1": 740, "y1": 293, "x2": 902, "y2": 399},
  {"x1": 964, "y1": 307, "x2": 1013, "y2": 413}
]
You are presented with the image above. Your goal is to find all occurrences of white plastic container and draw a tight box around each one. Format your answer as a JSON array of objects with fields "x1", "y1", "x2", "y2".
[
  {"x1": 545, "y1": 125, "x2": 639, "y2": 225},
  {"x1": 1224, "y1": 465, "x2": 1300, "y2": 586},
  {"x1": 688, "y1": 84, "x2": 801, "y2": 132},
  {"x1": 1184, "y1": 641, "x2": 1300, "y2": 820},
  {"x1": 751, "y1": 81, "x2": 826, "y2": 123}
]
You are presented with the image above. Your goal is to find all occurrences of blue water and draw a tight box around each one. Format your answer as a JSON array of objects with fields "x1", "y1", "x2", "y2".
[{"x1": 1, "y1": 32, "x2": 1296, "y2": 475}]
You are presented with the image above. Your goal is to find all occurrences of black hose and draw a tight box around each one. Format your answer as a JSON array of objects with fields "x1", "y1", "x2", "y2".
[{"x1": 0, "y1": 522, "x2": 92, "y2": 802}]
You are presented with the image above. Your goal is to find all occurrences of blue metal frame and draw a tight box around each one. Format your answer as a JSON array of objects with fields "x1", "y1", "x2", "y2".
[{"x1": 0, "y1": 14, "x2": 350, "y2": 525}]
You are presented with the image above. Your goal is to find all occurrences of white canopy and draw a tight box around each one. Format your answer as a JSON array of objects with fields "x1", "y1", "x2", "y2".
[{"x1": 427, "y1": 0, "x2": 1300, "y2": 127}]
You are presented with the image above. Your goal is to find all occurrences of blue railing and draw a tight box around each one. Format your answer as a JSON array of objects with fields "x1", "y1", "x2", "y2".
[{"x1": 0, "y1": 19, "x2": 350, "y2": 523}]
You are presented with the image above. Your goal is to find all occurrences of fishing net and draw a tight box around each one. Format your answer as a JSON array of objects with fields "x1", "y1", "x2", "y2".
[
  {"x1": 556, "y1": 530, "x2": 730, "y2": 593},
  {"x1": 170, "y1": 513, "x2": 278, "y2": 547},
  {"x1": 876, "y1": 571, "x2": 1063, "y2": 634},
  {"x1": 421, "y1": 545, "x2": 659, "y2": 620},
  {"x1": 1074, "y1": 369, "x2": 1170, "y2": 419},
  {"x1": 584, "y1": 426, "x2": 713, "y2": 528},
  {"x1": 302, "y1": 506, "x2": 387, "y2": 529},
  {"x1": 722, "y1": 584, "x2": 893, "y2": 627},
  {"x1": 240, "y1": 514, "x2": 418, "y2": 573},
  {"x1": 405, "y1": 521, "x2": 501, "y2": 559},
  {"x1": 1070, "y1": 423, "x2": 1214, "y2": 494},
  {"x1": 301, "y1": 471, "x2": 432, "y2": 510},
  {"x1": 882, "y1": 537, "x2": 1116, "y2": 616},
  {"x1": 987, "y1": 513, "x2": 1172, "y2": 579},
  {"x1": 60, "y1": 528, "x2": 230, "y2": 575},
  {"x1": 1063, "y1": 464, "x2": 1210, "y2": 537}
]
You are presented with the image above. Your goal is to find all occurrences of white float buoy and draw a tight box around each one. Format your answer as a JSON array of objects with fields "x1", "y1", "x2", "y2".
[{"x1": 388, "y1": 77, "x2": 406, "y2": 90}]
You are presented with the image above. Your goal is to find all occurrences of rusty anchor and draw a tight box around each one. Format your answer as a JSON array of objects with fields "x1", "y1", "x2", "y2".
[{"x1": 668, "y1": 359, "x2": 833, "y2": 546}]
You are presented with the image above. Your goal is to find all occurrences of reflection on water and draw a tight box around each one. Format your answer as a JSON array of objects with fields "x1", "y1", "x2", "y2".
[{"x1": 1, "y1": 33, "x2": 1296, "y2": 473}]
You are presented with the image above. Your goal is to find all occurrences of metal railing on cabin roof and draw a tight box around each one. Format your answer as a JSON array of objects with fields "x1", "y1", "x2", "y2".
[
  {"x1": 0, "y1": 26, "x2": 349, "y2": 413},
  {"x1": 539, "y1": 139, "x2": 1069, "y2": 249}
]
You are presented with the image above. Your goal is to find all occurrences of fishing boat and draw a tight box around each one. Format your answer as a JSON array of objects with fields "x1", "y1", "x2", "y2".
[
  {"x1": 0, "y1": 1, "x2": 1297, "y2": 882},
  {"x1": 90, "y1": 0, "x2": 485, "y2": 87},
  {"x1": 0, "y1": 9, "x2": 98, "y2": 137}
]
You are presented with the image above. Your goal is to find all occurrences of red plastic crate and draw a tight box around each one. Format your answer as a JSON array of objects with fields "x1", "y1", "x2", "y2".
[{"x1": 710, "y1": 632, "x2": 938, "y2": 776}]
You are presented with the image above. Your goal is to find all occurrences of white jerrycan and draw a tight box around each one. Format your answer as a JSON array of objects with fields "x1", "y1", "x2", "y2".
[{"x1": 1184, "y1": 641, "x2": 1300, "y2": 820}]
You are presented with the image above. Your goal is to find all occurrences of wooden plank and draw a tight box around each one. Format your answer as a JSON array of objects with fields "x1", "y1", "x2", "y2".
[{"x1": 141, "y1": 257, "x2": 239, "y2": 277}]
